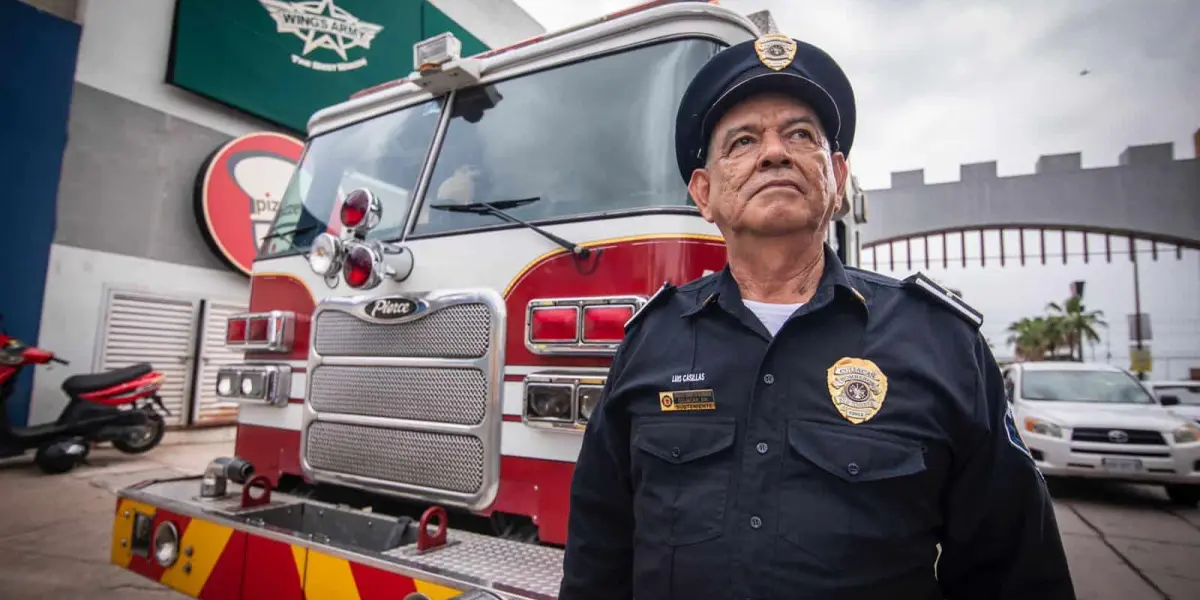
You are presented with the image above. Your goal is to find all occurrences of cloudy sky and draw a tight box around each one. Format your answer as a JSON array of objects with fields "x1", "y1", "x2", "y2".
[{"x1": 511, "y1": 0, "x2": 1200, "y2": 190}]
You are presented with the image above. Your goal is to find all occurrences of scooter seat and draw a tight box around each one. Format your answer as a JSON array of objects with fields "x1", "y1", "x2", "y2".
[{"x1": 62, "y1": 363, "x2": 154, "y2": 395}]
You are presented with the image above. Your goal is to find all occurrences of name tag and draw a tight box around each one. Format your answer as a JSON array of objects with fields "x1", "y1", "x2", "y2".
[{"x1": 659, "y1": 389, "x2": 716, "y2": 412}]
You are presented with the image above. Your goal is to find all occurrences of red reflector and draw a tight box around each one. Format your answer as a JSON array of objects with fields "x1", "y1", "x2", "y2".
[
  {"x1": 226, "y1": 319, "x2": 247, "y2": 344},
  {"x1": 247, "y1": 318, "x2": 269, "y2": 342},
  {"x1": 344, "y1": 245, "x2": 374, "y2": 288},
  {"x1": 341, "y1": 189, "x2": 370, "y2": 227},
  {"x1": 530, "y1": 307, "x2": 578, "y2": 342},
  {"x1": 583, "y1": 306, "x2": 635, "y2": 342}
]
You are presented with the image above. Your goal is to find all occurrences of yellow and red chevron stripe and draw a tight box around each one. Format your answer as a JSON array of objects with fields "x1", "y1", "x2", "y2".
[{"x1": 112, "y1": 497, "x2": 463, "y2": 600}]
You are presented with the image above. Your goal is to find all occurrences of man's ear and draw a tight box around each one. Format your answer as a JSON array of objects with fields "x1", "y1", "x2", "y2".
[
  {"x1": 831, "y1": 152, "x2": 849, "y2": 213},
  {"x1": 688, "y1": 168, "x2": 715, "y2": 223}
]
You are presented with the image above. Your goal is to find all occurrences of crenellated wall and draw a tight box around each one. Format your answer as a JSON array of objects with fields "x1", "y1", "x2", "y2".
[{"x1": 861, "y1": 133, "x2": 1200, "y2": 249}]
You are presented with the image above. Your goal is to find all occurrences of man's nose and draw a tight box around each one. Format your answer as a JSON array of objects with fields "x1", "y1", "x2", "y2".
[{"x1": 757, "y1": 131, "x2": 792, "y2": 170}]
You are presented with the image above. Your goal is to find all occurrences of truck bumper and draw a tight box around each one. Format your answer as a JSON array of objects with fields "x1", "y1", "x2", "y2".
[{"x1": 110, "y1": 475, "x2": 563, "y2": 599}]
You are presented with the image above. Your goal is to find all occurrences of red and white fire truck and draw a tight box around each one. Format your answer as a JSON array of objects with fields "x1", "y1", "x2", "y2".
[{"x1": 110, "y1": 1, "x2": 869, "y2": 597}]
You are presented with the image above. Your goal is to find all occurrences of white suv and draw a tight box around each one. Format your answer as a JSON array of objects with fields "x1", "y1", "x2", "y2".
[{"x1": 1003, "y1": 361, "x2": 1200, "y2": 506}]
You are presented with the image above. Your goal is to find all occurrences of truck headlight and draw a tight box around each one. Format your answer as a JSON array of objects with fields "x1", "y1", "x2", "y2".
[
  {"x1": 1172, "y1": 423, "x2": 1200, "y2": 444},
  {"x1": 1024, "y1": 417, "x2": 1063, "y2": 438},
  {"x1": 152, "y1": 521, "x2": 180, "y2": 567},
  {"x1": 525, "y1": 383, "x2": 573, "y2": 421}
]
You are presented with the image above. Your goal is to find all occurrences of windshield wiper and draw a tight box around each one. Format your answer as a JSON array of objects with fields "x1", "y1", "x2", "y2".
[
  {"x1": 430, "y1": 197, "x2": 591, "y2": 257},
  {"x1": 430, "y1": 197, "x2": 602, "y2": 274},
  {"x1": 261, "y1": 225, "x2": 316, "y2": 242}
]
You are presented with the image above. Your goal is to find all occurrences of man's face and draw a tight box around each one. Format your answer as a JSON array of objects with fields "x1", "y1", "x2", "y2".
[{"x1": 688, "y1": 93, "x2": 847, "y2": 239}]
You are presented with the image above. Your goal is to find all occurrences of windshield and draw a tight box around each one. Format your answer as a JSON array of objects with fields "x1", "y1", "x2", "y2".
[
  {"x1": 260, "y1": 98, "x2": 445, "y2": 257},
  {"x1": 1020, "y1": 369, "x2": 1157, "y2": 404},
  {"x1": 411, "y1": 38, "x2": 720, "y2": 236},
  {"x1": 1152, "y1": 384, "x2": 1200, "y2": 406}
]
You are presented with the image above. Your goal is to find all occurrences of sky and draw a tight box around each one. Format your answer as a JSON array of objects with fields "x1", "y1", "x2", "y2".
[
  {"x1": 510, "y1": 0, "x2": 1200, "y2": 378},
  {"x1": 510, "y1": 0, "x2": 1200, "y2": 190}
]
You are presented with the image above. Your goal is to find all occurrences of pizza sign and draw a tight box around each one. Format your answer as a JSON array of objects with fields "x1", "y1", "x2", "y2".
[{"x1": 195, "y1": 132, "x2": 305, "y2": 275}]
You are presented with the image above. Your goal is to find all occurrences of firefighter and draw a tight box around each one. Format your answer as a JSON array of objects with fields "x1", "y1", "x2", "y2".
[{"x1": 559, "y1": 34, "x2": 1076, "y2": 600}]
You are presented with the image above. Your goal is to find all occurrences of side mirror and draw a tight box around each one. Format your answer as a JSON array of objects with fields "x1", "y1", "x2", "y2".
[{"x1": 1159, "y1": 395, "x2": 1181, "y2": 407}]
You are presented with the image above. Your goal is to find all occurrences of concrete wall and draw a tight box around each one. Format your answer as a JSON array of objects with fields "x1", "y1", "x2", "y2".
[
  {"x1": 861, "y1": 140, "x2": 1200, "y2": 247},
  {"x1": 29, "y1": 244, "x2": 248, "y2": 425}
]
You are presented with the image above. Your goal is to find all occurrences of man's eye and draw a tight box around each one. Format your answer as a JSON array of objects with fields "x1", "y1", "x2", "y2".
[
  {"x1": 791, "y1": 129, "x2": 814, "y2": 140},
  {"x1": 732, "y1": 136, "x2": 754, "y2": 148}
]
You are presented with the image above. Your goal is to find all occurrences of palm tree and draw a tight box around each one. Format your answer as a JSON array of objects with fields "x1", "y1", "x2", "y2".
[
  {"x1": 1007, "y1": 317, "x2": 1054, "y2": 361},
  {"x1": 1046, "y1": 296, "x2": 1107, "y2": 361}
]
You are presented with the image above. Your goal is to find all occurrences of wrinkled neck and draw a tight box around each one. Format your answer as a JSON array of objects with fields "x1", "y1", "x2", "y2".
[{"x1": 726, "y1": 233, "x2": 826, "y2": 304}]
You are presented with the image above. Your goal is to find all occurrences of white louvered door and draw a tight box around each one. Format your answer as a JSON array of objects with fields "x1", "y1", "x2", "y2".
[
  {"x1": 96, "y1": 292, "x2": 201, "y2": 427},
  {"x1": 191, "y1": 300, "x2": 248, "y2": 425}
]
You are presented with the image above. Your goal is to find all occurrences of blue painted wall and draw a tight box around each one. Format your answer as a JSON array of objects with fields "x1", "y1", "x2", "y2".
[{"x1": 0, "y1": 0, "x2": 80, "y2": 427}]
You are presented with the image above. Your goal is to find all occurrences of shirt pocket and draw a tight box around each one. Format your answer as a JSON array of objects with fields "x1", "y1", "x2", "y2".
[
  {"x1": 630, "y1": 417, "x2": 737, "y2": 546},
  {"x1": 778, "y1": 419, "x2": 936, "y2": 573}
]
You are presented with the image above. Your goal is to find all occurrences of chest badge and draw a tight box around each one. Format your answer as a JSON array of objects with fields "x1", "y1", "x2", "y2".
[
  {"x1": 659, "y1": 389, "x2": 716, "y2": 412},
  {"x1": 827, "y1": 357, "x2": 888, "y2": 424}
]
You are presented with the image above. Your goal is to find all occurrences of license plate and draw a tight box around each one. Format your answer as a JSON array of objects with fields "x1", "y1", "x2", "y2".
[{"x1": 1102, "y1": 457, "x2": 1143, "y2": 472}]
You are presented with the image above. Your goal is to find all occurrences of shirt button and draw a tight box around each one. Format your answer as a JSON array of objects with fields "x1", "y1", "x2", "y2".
[
  {"x1": 750, "y1": 516, "x2": 763, "y2": 529},
  {"x1": 763, "y1": 374, "x2": 775, "y2": 385},
  {"x1": 846, "y1": 462, "x2": 860, "y2": 476},
  {"x1": 756, "y1": 442, "x2": 769, "y2": 454},
  {"x1": 671, "y1": 447, "x2": 681, "y2": 458}
]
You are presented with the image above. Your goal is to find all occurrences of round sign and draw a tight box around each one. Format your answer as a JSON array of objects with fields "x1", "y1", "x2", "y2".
[{"x1": 194, "y1": 132, "x2": 305, "y2": 275}]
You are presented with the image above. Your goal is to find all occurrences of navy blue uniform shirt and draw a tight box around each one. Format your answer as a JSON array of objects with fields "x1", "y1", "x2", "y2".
[{"x1": 559, "y1": 244, "x2": 1075, "y2": 600}]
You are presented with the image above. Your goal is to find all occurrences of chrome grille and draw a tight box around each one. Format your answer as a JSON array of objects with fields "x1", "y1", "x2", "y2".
[
  {"x1": 302, "y1": 290, "x2": 505, "y2": 512},
  {"x1": 309, "y1": 365, "x2": 487, "y2": 425},
  {"x1": 313, "y1": 304, "x2": 490, "y2": 358},
  {"x1": 1071, "y1": 428, "x2": 1165, "y2": 445},
  {"x1": 305, "y1": 422, "x2": 485, "y2": 494}
]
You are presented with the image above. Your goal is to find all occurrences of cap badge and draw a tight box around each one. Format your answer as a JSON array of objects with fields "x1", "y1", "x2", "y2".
[
  {"x1": 827, "y1": 357, "x2": 888, "y2": 424},
  {"x1": 754, "y1": 34, "x2": 797, "y2": 71}
]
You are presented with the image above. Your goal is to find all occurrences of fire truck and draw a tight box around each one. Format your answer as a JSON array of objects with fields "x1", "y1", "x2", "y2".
[{"x1": 109, "y1": 1, "x2": 869, "y2": 597}]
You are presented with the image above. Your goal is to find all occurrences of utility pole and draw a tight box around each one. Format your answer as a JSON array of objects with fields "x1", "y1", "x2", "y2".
[{"x1": 1132, "y1": 247, "x2": 1146, "y2": 380}]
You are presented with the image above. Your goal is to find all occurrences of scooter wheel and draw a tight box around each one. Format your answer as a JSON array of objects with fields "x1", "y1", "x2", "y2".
[
  {"x1": 113, "y1": 411, "x2": 166, "y2": 454},
  {"x1": 35, "y1": 440, "x2": 88, "y2": 475}
]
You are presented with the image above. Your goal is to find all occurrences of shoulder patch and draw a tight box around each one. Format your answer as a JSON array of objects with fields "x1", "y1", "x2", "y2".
[
  {"x1": 625, "y1": 282, "x2": 676, "y2": 332},
  {"x1": 903, "y1": 272, "x2": 983, "y2": 328}
]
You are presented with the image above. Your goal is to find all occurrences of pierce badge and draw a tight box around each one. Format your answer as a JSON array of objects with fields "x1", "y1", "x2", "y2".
[
  {"x1": 754, "y1": 34, "x2": 797, "y2": 71},
  {"x1": 826, "y1": 357, "x2": 888, "y2": 424}
]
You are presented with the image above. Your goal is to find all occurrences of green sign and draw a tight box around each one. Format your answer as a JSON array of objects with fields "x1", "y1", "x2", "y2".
[{"x1": 168, "y1": 0, "x2": 490, "y2": 133}]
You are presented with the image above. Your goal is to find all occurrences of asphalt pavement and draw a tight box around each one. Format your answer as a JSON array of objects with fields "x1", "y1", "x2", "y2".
[{"x1": 0, "y1": 429, "x2": 1197, "y2": 599}]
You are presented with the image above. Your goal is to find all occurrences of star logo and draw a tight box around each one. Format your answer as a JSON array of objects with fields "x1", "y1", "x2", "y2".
[{"x1": 259, "y1": 0, "x2": 384, "y2": 72}]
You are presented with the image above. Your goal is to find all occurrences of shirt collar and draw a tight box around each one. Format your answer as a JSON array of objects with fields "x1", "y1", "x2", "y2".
[{"x1": 681, "y1": 243, "x2": 867, "y2": 318}]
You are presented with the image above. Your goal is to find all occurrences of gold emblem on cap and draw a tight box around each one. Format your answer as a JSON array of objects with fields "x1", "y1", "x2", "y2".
[
  {"x1": 754, "y1": 33, "x2": 797, "y2": 71},
  {"x1": 827, "y1": 357, "x2": 888, "y2": 424}
]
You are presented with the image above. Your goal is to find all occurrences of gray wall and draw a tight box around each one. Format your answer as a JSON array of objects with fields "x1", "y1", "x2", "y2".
[
  {"x1": 54, "y1": 83, "x2": 285, "y2": 270},
  {"x1": 860, "y1": 141, "x2": 1200, "y2": 247}
]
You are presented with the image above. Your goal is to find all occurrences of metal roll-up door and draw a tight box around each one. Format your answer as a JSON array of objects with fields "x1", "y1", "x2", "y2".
[
  {"x1": 192, "y1": 300, "x2": 248, "y2": 425},
  {"x1": 96, "y1": 292, "x2": 201, "y2": 427}
]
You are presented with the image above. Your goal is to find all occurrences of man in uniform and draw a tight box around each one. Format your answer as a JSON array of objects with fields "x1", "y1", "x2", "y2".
[{"x1": 559, "y1": 34, "x2": 1076, "y2": 600}]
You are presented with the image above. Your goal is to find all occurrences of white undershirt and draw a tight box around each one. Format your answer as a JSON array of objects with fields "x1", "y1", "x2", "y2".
[{"x1": 742, "y1": 299, "x2": 805, "y2": 337}]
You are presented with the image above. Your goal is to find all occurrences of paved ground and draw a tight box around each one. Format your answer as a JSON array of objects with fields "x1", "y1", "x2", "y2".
[{"x1": 0, "y1": 429, "x2": 1197, "y2": 599}]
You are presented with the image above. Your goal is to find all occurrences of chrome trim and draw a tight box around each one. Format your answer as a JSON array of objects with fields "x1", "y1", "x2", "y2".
[
  {"x1": 524, "y1": 295, "x2": 646, "y2": 356},
  {"x1": 302, "y1": 289, "x2": 506, "y2": 513},
  {"x1": 225, "y1": 310, "x2": 296, "y2": 353},
  {"x1": 401, "y1": 89, "x2": 456, "y2": 241},
  {"x1": 116, "y1": 478, "x2": 540, "y2": 599},
  {"x1": 216, "y1": 365, "x2": 292, "y2": 407},
  {"x1": 521, "y1": 371, "x2": 608, "y2": 433}
]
